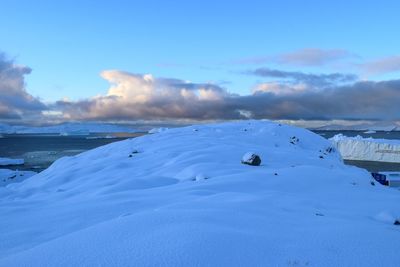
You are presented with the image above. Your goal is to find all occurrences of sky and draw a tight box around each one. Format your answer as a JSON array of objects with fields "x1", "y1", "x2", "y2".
[{"x1": 0, "y1": 0, "x2": 400, "y2": 125}]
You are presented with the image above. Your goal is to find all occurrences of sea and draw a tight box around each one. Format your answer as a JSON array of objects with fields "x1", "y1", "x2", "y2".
[
  {"x1": 1, "y1": 130, "x2": 400, "y2": 173},
  {"x1": 0, "y1": 132, "x2": 145, "y2": 172}
]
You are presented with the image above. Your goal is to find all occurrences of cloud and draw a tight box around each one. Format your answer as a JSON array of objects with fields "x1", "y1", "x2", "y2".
[
  {"x1": 54, "y1": 70, "x2": 241, "y2": 121},
  {"x1": 276, "y1": 48, "x2": 352, "y2": 66},
  {"x1": 230, "y1": 48, "x2": 354, "y2": 67},
  {"x1": 362, "y1": 55, "x2": 400, "y2": 75},
  {"x1": 54, "y1": 70, "x2": 400, "y2": 121},
  {"x1": 245, "y1": 80, "x2": 400, "y2": 120},
  {"x1": 246, "y1": 68, "x2": 358, "y2": 87},
  {"x1": 252, "y1": 82, "x2": 308, "y2": 95},
  {"x1": 0, "y1": 53, "x2": 46, "y2": 120}
]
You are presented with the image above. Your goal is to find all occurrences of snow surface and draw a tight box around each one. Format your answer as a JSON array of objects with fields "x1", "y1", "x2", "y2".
[
  {"x1": 0, "y1": 122, "x2": 137, "y2": 134},
  {"x1": 1, "y1": 121, "x2": 400, "y2": 266},
  {"x1": 0, "y1": 157, "x2": 24, "y2": 166},
  {"x1": 331, "y1": 134, "x2": 400, "y2": 162},
  {"x1": 0, "y1": 169, "x2": 37, "y2": 186}
]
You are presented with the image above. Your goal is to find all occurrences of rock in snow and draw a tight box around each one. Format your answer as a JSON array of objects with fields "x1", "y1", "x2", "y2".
[
  {"x1": 0, "y1": 121, "x2": 399, "y2": 267},
  {"x1": 241, "y1": 152, "x2": 261, "y2": 166}
]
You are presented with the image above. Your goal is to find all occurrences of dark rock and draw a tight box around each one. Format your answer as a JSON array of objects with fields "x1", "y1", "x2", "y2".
[
  {"x1": 241, "y1": 153, "x2": 261, "y2": 166},
  {"x1": 129, "y1": 150, "x2": 139, "y2": 157},
  {"x1": 394, "y1": 220, "x2": 400, "y2": 225},
  {"x1": 290, "y1": 136, "x2": 299, "y2": 145},
  {"x1": 325, "y1": 147, "x2": 335, "y2": 153}
]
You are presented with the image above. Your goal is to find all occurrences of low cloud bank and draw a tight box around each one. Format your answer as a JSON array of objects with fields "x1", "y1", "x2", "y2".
[
  {"x1": 54, "y1": 70, "x2": 400, "y2": 121},
  {"x1": 1, "y1": 51, "x2": 399, "y2": 123}
]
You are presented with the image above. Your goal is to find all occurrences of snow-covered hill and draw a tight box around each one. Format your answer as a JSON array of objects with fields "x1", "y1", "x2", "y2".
[
  {"x1": 0, "y1": 121, "x2": 399, "y2": 266},
  {"x1": 0, "y1": 122, "x2": 137, "y2": 134}
]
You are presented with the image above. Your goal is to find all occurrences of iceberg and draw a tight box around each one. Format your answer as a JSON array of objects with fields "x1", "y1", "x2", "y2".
[{"x1": 331, "y1": 134, "x2": 400, "y2": 162}]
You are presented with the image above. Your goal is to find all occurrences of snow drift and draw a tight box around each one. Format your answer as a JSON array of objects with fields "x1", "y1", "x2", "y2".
[
  {"x1": 0, "y1": 121, "x2": 399, "y2": 267},
  {"x1": 331, "y1": 134, "x2": 400, "y2": 163}
]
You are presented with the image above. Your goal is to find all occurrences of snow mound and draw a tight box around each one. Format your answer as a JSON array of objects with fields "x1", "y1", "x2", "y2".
[
  {"x1": 331, "y1": 134, "x2": 400, "y2": 162},
  {"x1": 1, "y1": 121, "x2": 400, "y2": 267},
  {"x1": 0, "y1": 157, "x2": 24, "y2": 166}
]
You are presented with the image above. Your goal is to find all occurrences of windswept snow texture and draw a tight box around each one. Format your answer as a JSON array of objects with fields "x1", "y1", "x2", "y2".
[
  {"x1": 331, "y1": 134, "x2": 400, "y2": 163},
  {"x1": 1, "y1": 121, "x2": 400, "y2": 267}
]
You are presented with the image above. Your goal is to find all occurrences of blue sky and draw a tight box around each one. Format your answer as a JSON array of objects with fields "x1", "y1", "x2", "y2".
[{"x1": 1, "y1": 0, "x2": 400, "y2": 124}]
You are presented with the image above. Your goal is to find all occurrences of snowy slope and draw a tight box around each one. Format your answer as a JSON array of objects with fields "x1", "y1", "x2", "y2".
[
  {"x1": 0, "y1": 122, "x2": 137, "y2": 134},
  {"x1": 331, "y1": 134, "x2": 400, "y2": 162},
  {"x1": 1, "y1": 121, "x2": 400, "y2": 267},
  {"x1": 0, "y1": 169, "x2": 37, "y2": 186}
]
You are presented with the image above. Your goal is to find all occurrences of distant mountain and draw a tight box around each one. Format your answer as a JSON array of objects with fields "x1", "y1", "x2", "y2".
[
  {"x1": 314, "y1": 122, "x2": 400, "y2": 131},
  {"x1": 0, "y1": 122, "x2": 138, "y2": 134}
]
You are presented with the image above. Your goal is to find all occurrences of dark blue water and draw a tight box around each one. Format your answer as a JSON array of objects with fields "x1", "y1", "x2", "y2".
[{"x1": 0, "y1": 133, "x2": 146, "y2": 172}]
